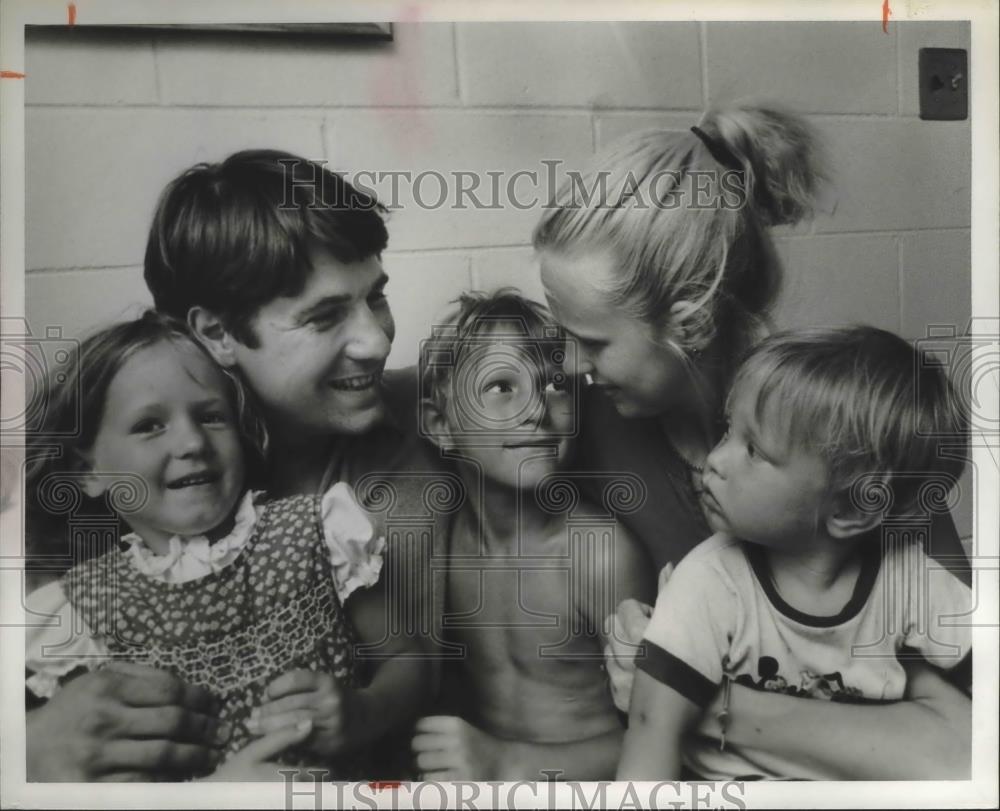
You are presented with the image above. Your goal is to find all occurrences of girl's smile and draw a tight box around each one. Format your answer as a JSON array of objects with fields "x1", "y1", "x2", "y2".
[{"x1": 80, "y1": 340, "x2": 245, "y2": 555}]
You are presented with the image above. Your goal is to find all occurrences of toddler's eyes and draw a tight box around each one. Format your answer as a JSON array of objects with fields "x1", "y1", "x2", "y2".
[{"x1": 131, "y1": 418, "x2": 164, "y2": 435}]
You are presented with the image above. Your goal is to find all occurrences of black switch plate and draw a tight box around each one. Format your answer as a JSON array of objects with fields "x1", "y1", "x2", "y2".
[{"x1": 919, "y1": 48, "x2": 968, "y2": 121}]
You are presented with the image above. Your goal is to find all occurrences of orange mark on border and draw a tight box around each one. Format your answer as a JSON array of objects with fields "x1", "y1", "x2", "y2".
[
  {"x1": 368, "y1": 781, "x2": 402, "y2": 790},
  {"x1": 68, "y1": 3, "x2": 77, "y2": 26},
  {"x1": 1, "y1": 71, "x2": 26, "y2": 79},
  {"x1": 882, "y1": 0, "x2": 891, "y2": 34}
]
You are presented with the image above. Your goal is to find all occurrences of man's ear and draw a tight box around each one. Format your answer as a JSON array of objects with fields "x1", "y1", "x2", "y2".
[
  {"x1": 188, "y1": 306, "x2": 240, "y2": 368},
  {"x1": 419, "y1": 397, "x2": 453, "y2": 451},
  {"x1": 825, "y1": 486, "x2": 885, "y2": 540}
]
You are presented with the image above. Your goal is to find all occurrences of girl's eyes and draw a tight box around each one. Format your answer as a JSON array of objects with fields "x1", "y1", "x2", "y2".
[{"x1": 129, "y1": 412, "x2": 231, "y2": 434}]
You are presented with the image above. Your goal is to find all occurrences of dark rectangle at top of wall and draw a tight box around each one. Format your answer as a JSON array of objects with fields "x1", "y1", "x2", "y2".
[{"x1": 26, "y1": 22, "x2": 393, "y2": 43}]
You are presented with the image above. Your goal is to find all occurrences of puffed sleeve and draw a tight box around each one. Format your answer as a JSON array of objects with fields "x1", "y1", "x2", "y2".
[
  {"x1": 320, "y1": 481, "x2": 387, "y2": 604},
  {"x1": 25, "y1": 580, "x2": 109, "y2": 699}
]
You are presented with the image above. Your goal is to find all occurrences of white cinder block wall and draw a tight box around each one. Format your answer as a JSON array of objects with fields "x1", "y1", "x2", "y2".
[{"x1": 24, "y1": 22, "x2": 973, "y2": 534}]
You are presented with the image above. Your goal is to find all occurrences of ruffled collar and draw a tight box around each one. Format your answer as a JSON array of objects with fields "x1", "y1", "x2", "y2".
[{"x1": 122, "y1": 491, "x2": 260, "y2": 584}]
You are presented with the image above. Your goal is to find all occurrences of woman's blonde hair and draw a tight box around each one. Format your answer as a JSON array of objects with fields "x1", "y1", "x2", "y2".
[{"x1": 532, "y1": 101, "x2": 827, "y2": 377}]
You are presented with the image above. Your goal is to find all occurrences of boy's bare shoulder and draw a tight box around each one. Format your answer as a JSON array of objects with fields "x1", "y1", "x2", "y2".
[
  {"x1": 561, "y1": 497, "x2": 646, "y2": 544},
  {"x1": 562, "y1": 497, "x2": 655, "y2": 605}
]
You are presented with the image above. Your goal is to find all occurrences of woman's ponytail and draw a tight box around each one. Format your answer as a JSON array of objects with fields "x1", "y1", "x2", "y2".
[
  {"x1": 698, "y1": 102, "x2": 827, "y2": 227},
  {"x1": 533, "y1": 99, "x2": 828, "y2": 386}
]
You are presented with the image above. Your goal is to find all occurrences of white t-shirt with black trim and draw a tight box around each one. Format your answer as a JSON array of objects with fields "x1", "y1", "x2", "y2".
[{"x1": 638, "y1": 532, "x2": 972, "y2": 781}]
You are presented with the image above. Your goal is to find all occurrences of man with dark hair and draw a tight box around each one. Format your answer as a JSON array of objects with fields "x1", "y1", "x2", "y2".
[{"x1": 27, "y1": 150, "x2": 443, "y2": 781}]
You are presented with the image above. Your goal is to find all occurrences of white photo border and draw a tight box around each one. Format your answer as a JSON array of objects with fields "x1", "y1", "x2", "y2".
[{"x1": 1, "y1": 1, "x2": 997, "y2": 808}]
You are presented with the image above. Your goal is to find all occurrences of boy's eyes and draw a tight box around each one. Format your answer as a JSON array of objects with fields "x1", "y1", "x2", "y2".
[
  {"x1": 483, "y1": 380, "x2": 515, "y2": 395},
  {"x1": 483, "y1": 377, "x2": 571, "y2": 396}
]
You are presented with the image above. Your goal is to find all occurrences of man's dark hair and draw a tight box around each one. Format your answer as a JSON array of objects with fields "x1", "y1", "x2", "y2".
[{"x1": 144, "y1": 149, "x2": 388, "y2": 347}]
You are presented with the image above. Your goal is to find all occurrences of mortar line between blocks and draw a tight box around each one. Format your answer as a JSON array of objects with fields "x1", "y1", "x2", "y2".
[
  {"x1": 451, "y1": 23, "x2": 464, "y2": 106},
  {"x1": 896, "y1": 234, "x2": 905, "y2": 335},
  {"x1": 23, "y1": 103, "x2": 704, "y2": 116},
  {"x1": 812, "y1": 226, "x2": 970, "y2": 237},
  {"x1": 466, "y1": 256, "x2": 476, "y2": 290},
  {"x1": 27, "y1": 265, "x2": 142, "y2": 276},
  {"x1": 388, "y1": 244, "x2": 532, "y2": 259},
  {"x1": 151, "y1": 34, "x2": 164, "y2": 106},
  {"x1": 699, "y1": 22, "x2": 710, "y2": 109},
  {"x1": 895, "y1": 17, "x2": 903, "y2": 116}
]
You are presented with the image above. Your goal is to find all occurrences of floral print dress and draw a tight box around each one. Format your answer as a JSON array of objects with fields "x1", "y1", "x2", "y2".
[{"x1": 25, "y1": 483, "x2": 385, "y2": 777}]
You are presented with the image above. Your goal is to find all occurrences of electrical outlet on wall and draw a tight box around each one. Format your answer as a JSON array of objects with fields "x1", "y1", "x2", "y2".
[{"x1": 919, "y1": 48, "x2": 968, "y2": 121}]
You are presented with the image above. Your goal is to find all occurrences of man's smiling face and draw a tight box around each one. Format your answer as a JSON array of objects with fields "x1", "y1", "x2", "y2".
[{"x1": 229, "y1": 245, "x2": 395, "y2": 438}]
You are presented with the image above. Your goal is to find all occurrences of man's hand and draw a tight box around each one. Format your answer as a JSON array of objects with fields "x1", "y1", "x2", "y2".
[
  {"x1": 250, "y1": 669, "x2": 353, "y2": 759},
  {"x1": 27, "y1": 662, "x2": 227, "y2": 781},
  {"x1": 411, "y1": 716, "x2": 504, "y2": 780},
  {"x1": 602, "y1": 563, "x2": 672, "y2": 712}
]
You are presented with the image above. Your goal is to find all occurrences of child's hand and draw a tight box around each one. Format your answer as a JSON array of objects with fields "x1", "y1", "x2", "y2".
[
  {"x1": 600, "y1": 565, "x2": 673, "y2": 714},
  {"x1": 602, "y1": 598, "x2": 654, "y2": 713},
  {"x1": 201, "y1": 720, "x2": 314, "y2": 781},
  {"x1": 249, "y1": 670, "x2": 352, "y2": 759},
  {"x1": 658, "y1": 561, "x2": 675, "y2": 592},
  {"x1": 411, "y1": 715, "x2": 504, "y2": 781}
]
